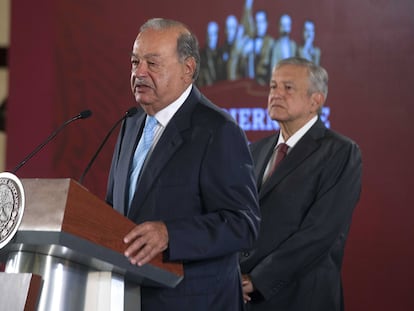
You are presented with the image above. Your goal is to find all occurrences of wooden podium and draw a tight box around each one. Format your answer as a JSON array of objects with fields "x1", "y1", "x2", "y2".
[{"x1": 0, "y1": 178, "x2": 183, "y2": 311}]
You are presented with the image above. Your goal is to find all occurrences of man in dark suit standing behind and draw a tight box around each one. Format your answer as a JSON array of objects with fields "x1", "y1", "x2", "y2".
[
  {"x1": 106, "y1": 18, "x2": 260, "y2": 311},
  {"x1": 240, "y1": 57, "x2": 362, "y2": 311}
]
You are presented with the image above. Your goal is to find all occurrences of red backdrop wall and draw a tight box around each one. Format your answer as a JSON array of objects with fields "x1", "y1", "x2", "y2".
[{"x1": 6, "y1": 0, "x2": 414, "y2": 310}]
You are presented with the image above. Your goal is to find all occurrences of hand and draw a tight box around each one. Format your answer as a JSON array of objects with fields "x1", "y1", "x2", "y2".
[
  {"x1": 242, "y1": 274, "x2": 254, "y2": 303},
  {"x1": 123, "y1": 221, "x2": 169, "y2": 266}
]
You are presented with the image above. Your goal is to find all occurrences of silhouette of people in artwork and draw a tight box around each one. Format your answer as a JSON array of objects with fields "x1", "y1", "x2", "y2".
[
  {"x1": 245, "y1": 10, "x2": 275, "y2": 85},
  {"x1": 198, "y1": 21, "x2": 222, "y2": 87},
  {"x1": 298, "y1": 20, "x2": 321, "y2": 65},
  {"x1": 271, "y1": 14, "x2": 297, "y2": 70},
  {"x1": 220, "y1": 15, "x2": 239, "y2": 81},
  {"x1": 198, "y1": 0, "x2": 324, "y2": 87}
]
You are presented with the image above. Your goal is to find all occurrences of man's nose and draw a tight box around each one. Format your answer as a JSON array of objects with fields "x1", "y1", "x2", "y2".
[
  {"x1": 132, "y1": 62, "x2": 148, "y2": 76},
  {"x1": 270, "y1": 87, "x2": 283, "y2": 98}
]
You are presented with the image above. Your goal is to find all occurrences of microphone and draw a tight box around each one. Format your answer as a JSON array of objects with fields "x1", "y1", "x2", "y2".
[
  {"x1": 12, "y1": 110, "x2": 92, "y2": 174},
  {"x1": 78, "y1": 106, "x2": 138, "y2": 184}
]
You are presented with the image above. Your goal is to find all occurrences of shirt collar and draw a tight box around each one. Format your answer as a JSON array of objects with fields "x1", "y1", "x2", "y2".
[
  {"x1": 277, "y1": 115, "x2": 318, "y2": 148},
  {"x1": 153, "y1": 84, "x2": 192, "y2": 128}
]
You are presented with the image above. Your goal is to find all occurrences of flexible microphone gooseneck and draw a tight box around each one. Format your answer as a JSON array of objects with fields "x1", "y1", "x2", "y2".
[
  {"x1": 12, "y1": 110, "x2": 92, "y2": 174},
  {"x1": 78, "y1": 107, "x2": 138, "y2": 184}
]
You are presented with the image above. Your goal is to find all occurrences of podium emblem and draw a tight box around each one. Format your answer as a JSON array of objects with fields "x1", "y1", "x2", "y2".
[{"x1": 0, "y1": 172, "x2": 25, "y2": 249}]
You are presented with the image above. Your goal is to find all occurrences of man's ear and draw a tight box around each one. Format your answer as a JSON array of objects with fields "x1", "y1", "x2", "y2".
[
  {"x1": 311, "y1": 92, "x2": 324, "y2": 112},
  {"x1": 184, "y1": 57, "x2": 196, "y2": 82}
]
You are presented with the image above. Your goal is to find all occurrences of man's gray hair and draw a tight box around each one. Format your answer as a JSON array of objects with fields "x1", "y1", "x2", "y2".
[
  {"x1": 275, "y1": 57, "x2": 328, "y2": 101},
  {"x1": 140, "y1": 18, "x2": 200, "y2": 81}
]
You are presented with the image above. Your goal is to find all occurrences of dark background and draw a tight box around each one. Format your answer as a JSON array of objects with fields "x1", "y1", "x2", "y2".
[{"x1": 6, "y1": 0, "x2": 414, "y2": 309}]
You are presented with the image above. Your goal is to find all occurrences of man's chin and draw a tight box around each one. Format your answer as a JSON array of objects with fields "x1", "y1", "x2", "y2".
[{"x1": 134, "y1": 94, "x2": 152, "y2": 104}]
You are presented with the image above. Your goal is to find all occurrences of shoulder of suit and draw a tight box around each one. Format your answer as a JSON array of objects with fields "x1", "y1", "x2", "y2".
[
  {"x1": 250, "y1": 133, "x2": 277, "y2": 150},
  {"x1": 192, "y1": 92, "x2": 239, "y2": 126},
  {"x1": 317, "y1": 126, "x2": 360, "y2": 154}
]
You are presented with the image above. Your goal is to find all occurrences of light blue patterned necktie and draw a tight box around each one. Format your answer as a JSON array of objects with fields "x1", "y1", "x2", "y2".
[{"x1": 128, "y1": 115, "x2": 158, "y2": 208}]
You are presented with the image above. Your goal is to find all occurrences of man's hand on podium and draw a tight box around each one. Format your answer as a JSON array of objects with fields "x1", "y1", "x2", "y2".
[{"x1": 123, "y1": 221, "x2": 169, "y2": 266}]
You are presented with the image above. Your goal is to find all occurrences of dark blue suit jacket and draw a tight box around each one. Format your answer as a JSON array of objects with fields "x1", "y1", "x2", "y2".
[
  {"x1": 106, "y1": 86, "x2": 260, "y2": 311},
  {"x1": 240, "y1": 119, "x2": 362, "y2": 311}
]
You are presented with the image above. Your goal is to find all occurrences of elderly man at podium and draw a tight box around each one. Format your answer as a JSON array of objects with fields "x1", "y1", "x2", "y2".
[{"x1": 106, "y1": 18, "x2": 260, "y2": 311}]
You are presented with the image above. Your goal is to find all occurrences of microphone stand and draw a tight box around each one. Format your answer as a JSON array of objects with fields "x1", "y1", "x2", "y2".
[
  {"x1": 78, "y1": 107, "x2": 138, "y2": 184},
  {"x1": 12, "y1": 110, "x2": 92, "y2": 174}
]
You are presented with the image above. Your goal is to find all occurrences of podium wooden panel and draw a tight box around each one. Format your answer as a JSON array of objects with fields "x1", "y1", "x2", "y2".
[{"x1": 1, "y1": 178, "x2": 183, "y2": 311}]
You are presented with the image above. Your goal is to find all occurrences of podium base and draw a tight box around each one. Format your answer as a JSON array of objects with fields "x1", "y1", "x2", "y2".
[
  {"x1": 0, "y1": 272, "x2": 42, "y2": 311},
  {"x1": 5, "y1": 251, "x2": 141, "y2": 311}
]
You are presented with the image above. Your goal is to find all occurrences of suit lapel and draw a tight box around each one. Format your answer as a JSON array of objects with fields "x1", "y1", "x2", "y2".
[
  {"x1": 116, "y1": 112, "x2": 145, "y2": 215},
  {"x1": 255, "y1": 135, "x2": 278, "y2": 189},
  {"x1": 127, "y1": 88, "x2": 198, "y2": 219},
  {"x1": 128, "y1": 122, "x2": 184, "y2": 219},
  {"x1": 259, "y1": 120, "x2": 326, "y2": 199}
]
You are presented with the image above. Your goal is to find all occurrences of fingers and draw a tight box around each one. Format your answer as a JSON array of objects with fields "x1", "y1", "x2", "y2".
[
  {"x1": 242, "y1": 274, "x2": 251, "y2": 283},
  {"x1": 241, "y1": 274, "x2": 253, "y2": 303},
  {"x1": 243, "y1": 293, "x2": 251, "y2": 304},
  {"x1": 242, "y1": 282, "x2": 252, "y2": 303},
  {"x1": 123, "y1": 221, "x2": 169, "y2": 266}
]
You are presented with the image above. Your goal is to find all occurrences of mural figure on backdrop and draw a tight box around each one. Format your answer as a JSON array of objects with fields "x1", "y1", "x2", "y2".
[
  {"x1": 270, "y1": 14, "x2": 297, "y2": 70},
  {"x1": 233, "y1": 0, "x2": 275, "y2": 85},
  {"x1": 220, "y1": 15, "x2": 240, "y2": 81},
  {"x1": 245, "y1": 9, "x2": 275, "y2": 85},
  {"x1": 220, "y1": 0, "x2": 255, "y2": 81},
  {"x1": 198, "y1": 21, "x2": 223, "y2": 87},
  {"x1": 298, "y1": 19, "x2": 321, "y2": 65}
]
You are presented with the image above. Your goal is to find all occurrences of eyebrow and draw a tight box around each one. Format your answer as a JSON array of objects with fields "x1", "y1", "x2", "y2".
[
  {"x1": 130, "y1": 52, "x2": 161, "y2": 59},
  {"x1": 270, "y1": 79, "x2": 294, "y2": 84}
]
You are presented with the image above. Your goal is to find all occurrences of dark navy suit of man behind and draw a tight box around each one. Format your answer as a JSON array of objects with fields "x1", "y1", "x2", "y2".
[{"x1": 240, "y1": 57, "x2": 362, "y2": 311}]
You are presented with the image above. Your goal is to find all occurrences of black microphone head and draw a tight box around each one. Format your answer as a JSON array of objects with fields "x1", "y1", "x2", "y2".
[
  {"x1": 125, "y1": 107, "x2": 138, "y2": 117},
  {"x1": 79, "y1": 110, "x2": 92, "y2": 119}
]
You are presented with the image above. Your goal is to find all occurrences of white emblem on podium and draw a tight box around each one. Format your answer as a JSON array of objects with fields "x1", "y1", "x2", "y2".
[{"x1": 0, "y1": 172, "x2": 25, "y2": 249}]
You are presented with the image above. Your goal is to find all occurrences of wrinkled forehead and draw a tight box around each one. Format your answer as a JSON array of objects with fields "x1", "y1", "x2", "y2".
[
  {"x1": 132, "y1": 24, "x2": 194, "y2": 62},
  {"x1": 273, "y1": 64, "x2": 310, "y2": 81},
  {"x1": 133, "y1": 27, "x2": 179, "y2": 52}
]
